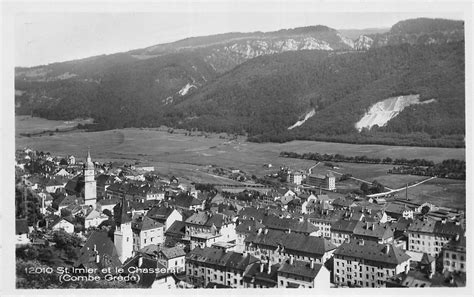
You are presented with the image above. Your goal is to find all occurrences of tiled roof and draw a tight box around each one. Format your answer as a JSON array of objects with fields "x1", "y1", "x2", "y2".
[
  {"x1": 262, "y1": 215, "x2": 319, "y2": 234},
  {"x1": 235, "y1": 220, "x2": 265, "y2": 234},
  {"x1": 330, "y1": 219, "x2": 359, "y2": 233},
  {"x1": 353, "y1": 220, "x2": 394, "y2": 240},
  {"x1": 146, "y1": 205, "x2": 175, "y2": 221},
  {"x1": 132, "y1": 215, "x2": 163, "y2": 232},
  {"x1": 75, "y1": 230, "x2": 122, "y2": 269},
  {"x1": 278, "y1": 259, "x2": 323, "y2": 279},
  {"x1": 245, "y1": 229, "x2": 336, "y2": 256},
  {"x1": 122, "y1": 255, "x2": 171, "y2": 287},
  {"x1": 242, "y1": 262, "x2": 280, "y2": 286},
  {"x1": 165, "y1": 220, "x2": 186, "y2": 237},
  {"x1": 186, "y1": 246, "x2": 259, "y2": 271},
  {"x1": 305, "y1": 209, "x2": 345, "y2": 223},
  {"x1": 334, "y1": 240, "x2": 410, "y2": 265},
  {"x1": 160, "y1": 246, "x2": 186, "y2": 259},
  {"x1": 443, "y1": 236, "x2": 466, "y2": 253},
  {"x1": 407, "y1": 218, "x2": 464, "y2": 237}
]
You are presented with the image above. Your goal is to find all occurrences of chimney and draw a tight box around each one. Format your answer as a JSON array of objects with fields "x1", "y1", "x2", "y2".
[
  {"x1": 267, "y1": 257, "x2": 272, "y2": 274},
  {"x1": 441, "y1": 218, "x2": 446, "y2": 224},
  {"x1": 404, "y1": 264, "x2": 409, "y2": 274},
  {"x1": 258, "y1": 228, "x2": 263, "y2": 234},
  {"x1": 385, "y1": 244, "x2": 390, "y2": 254},
  {"x1": 260, "y1": 262, "x2": 264, "y2": 273},
  {"x1": 264, "y1": 229, "x2": 269, "y2": 234},
  {"x1": 289, "y1": 255, "x2": 294, "y2": 265},
  {"x1": 96, "y1": 253, "x2": 100, "y2": 264},
  {"x1": 93, "y1": 244, "x2": 97, "y2": 252},
  {"x1": 310, "y1": 259, "x2": 314, "y2": 269},
  {"x1": 455, "y1": 234, "x2": 460, "y2": 241},
  {"x1": 288, "y1": 228, "x2": 291, "y2": 234}
]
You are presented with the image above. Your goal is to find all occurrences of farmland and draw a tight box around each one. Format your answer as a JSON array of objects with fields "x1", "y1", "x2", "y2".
[{"x1": 15, "y1": 117, "x2": 465, "y2": 209}]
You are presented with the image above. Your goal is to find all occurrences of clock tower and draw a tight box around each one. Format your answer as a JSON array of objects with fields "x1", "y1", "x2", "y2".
[{"x1": 83, "y1": 150, "x2": 97, "y2": 209}]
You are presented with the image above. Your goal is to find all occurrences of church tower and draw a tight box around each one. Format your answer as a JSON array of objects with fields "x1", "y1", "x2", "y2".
[
  {"x1": 114, "y1": 197, "x2": 133, "y2": 263},
  {"x1": 83, "y1": 150, "x2": 97, "y2": 209}
]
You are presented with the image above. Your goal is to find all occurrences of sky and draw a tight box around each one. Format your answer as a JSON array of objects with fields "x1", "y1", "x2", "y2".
[{"x1": 8, "y1": 2, "x2": 467, "y2": 67}]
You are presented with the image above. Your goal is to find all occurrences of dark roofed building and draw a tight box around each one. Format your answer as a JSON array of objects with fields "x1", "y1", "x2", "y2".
[
  {"x1": 75, "y1": 230, "x2": 122, "y2": 273},
  {"x1": 333, "y1": 239, "x2": 411, "y2": 287},
  {"x1": 245, "y1": 229, "x2": 336, "y2": 265},
  {"x1": 243, "y1": 262, "x2": 280, "y2": 288},
  {"x1": 277, "y1": 258, "x2": 330, "y2": 289},
  {"x1": 186, "y1": 246, "x2": 259, "y2": 288}
]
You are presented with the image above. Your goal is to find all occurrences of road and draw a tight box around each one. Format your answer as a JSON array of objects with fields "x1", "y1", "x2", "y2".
[{"x1": 366, "y1": 176, "x2": 436, "y2": 198}]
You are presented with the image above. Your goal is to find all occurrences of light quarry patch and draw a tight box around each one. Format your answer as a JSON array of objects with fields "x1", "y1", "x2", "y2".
[{"x1": 355, "y1": 94, "x2": 435, "y2": 132}]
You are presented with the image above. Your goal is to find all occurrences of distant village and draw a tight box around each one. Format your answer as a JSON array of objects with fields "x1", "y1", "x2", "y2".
[{"x1": 15, "y1": 147, "x2": 466, "y2": 289}]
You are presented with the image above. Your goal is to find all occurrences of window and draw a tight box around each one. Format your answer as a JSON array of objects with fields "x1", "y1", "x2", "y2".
[{"x1": 452, "y1": 254, "x2": 457, "y2": 260}]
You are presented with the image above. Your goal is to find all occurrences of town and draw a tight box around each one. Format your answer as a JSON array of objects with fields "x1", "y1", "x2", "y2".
[{"x1": 15, "y1": 147, "x2": 466, "y2": 289}]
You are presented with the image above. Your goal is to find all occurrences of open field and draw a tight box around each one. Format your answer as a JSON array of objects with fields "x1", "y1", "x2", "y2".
[
  {"x1": 15, "y1": 116, "x2": 93, "y2": 135},
  {"x1": 15, "y1": 120, "x2": 465, "y2": 209},
  {"x1": 391, "y1": 178, "x2": 466, "y2": 210}
]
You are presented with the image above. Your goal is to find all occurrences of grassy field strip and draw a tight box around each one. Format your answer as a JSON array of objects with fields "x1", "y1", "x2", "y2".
[
  {"x1": 328, "y1": 169, "x2": 394, "y2": 191},
  {"x1": 367, "y1": 176, "x2": 436, "y2": 198}
]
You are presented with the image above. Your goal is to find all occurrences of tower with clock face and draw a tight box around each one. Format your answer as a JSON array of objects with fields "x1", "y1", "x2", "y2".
[{"x1": 83, "y1": 150, "x2": 97, "y2": 209}]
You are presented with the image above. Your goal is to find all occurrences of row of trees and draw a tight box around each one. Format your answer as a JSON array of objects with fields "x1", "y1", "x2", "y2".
[
  {"x1": 389, "y1": 159, "x2": 465, "y2": 180},
  {"x1": 280, "y1": 151, "x2": 438, "y2": 167}
]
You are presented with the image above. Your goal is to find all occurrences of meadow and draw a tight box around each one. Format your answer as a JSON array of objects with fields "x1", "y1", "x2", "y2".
[{"x1": 15, "y1": 117, "x2": 465, "y2": 209}]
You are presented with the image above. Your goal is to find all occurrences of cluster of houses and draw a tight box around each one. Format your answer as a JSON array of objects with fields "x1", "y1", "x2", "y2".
[{"x1": 15, "y1": 148, "x2": 466, "y2": 289}]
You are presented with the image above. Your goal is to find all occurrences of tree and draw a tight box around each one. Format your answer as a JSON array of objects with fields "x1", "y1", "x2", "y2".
[{"x1": 360, "y1": 183, "x2": 369, "y2": 195}]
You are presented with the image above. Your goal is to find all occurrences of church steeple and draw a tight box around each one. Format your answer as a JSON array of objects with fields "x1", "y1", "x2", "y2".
[{"x1": 83, "y1": 149, "x2": 97, "y2": 209}]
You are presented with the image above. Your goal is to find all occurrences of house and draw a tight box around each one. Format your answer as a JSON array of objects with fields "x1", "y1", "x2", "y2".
[
  {"x1": 131, "y1": 215, "x2": 165, "y2": 251},
  {"x1": 384, "y1": 203, "x2": 414, "y2": 220},
  {"x1": 84, "y1": 209, "x2": 109, "y2": 229},
  {"x1": 75, "y1": 230, "x2": 122, "y2": 273},
  {"x1": 190, "y1": 232, "x2": 222, "y2": 250},
  {"x1": 245, "y1": 228, "x2": 336, "y2": 265},
  {"x1": 262, "y1": 215, "x2": 320, "y2": 236},
  {"x1": 164, "y1": 220, "x2": 187, "y2": 247},
  {"x1": 305, "y1": 209, "x2": 345, "y2": 238},
  {"x1": 185, "y1": 246, "x2": 259, "y2": 288},
  {"x1": 50, "y1": 216, "x2": 75, "y2": 233},
  {"x1": 386, "y1": 270, "x2": 466, "y2": 288},
  {"x1": 96, "y1": 174, "x2": 116, "y2": 198},
  {"x1": 352, "y1": 220, "x2": 394, "y2": 244},
  {"x1": 442, "y1": 235, "x2": 466, "y2": 273},
  {"x1": 277, "y1": 257, "x2": 330, "y2": 289},
  {"x1": 333, "y1": 239, "x2": 410, "y2": 287},
  {"x1": 330, "y1": 219, "x2": 359, "y2": 246},
  {"x1": 243, "y1": 261, "x2": 280, "y2": 288},
  {"x1": 146, "y1": 204, "x2": 182, "y2": 231},
  {"x1": 96, "y1": 198, "x2": 120, "y2": 213},
  {"x1": 170, "y1": 194, "x2": 204, "y2": 211},
  {"x1": 157, "y1": 246, "x2": 187, "y2": 274},
  {"x1": 407, "y1": 217, "x2": 464, "y2": 256},
  {"x1": 235, "y1": 219, "x2": 265, "y2": 253},
  {"x1": 122, "y1": 254, "x2": 180, "y2": 289},
  {"x1": 184, "y1": 211, "x2": 236, "y2": 243},
  {"x1": 286, "y1": 171, "x2": 303, "y2": 185},
  {"x1": 44, "y1": 178, "x2": 66, "y2": 193}
]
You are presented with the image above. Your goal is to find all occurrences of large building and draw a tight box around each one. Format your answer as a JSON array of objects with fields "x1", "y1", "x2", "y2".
[
  {"x1": 333, "y1": 239, "x2": 410, "y2": 288},
  {"x1": 186, "y1": 246, "x2": 259, "y2": 288},
  {"x1": 244, "y1": 228, "x2": 336, "y2": 265},
  {"x1": 442, "y1": 235, "x2": 466, "y2": 273},
  {"x1": 306, "y1": 173, "x2": 336, "y2": 190},
  {"x1": 407, "y1": 217, "x2": 464, "y2": 257}
]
